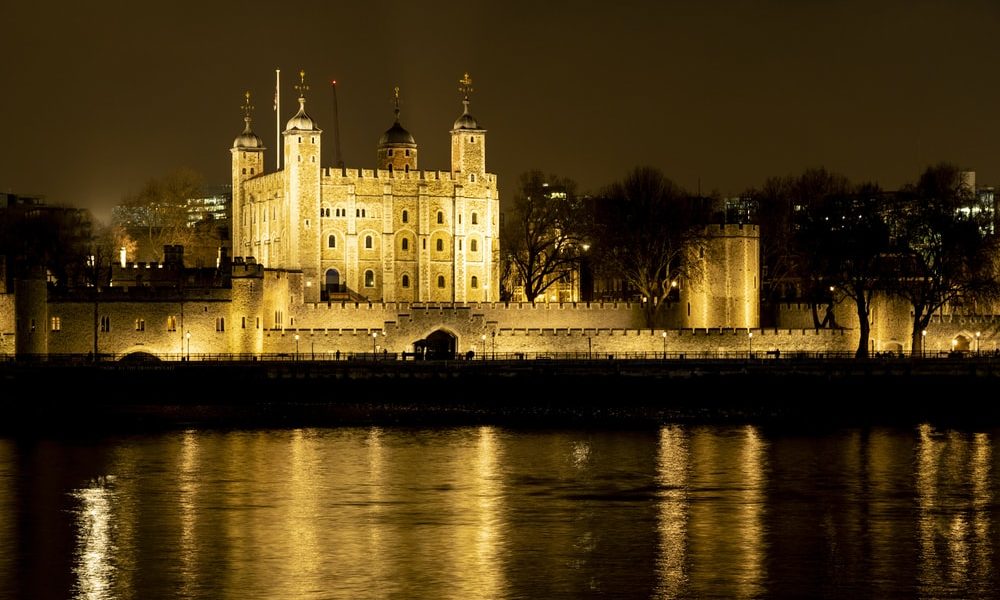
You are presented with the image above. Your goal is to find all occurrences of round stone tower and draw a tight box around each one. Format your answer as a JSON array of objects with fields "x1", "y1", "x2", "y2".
[
  {"x1": 680, "y1": 223, "x2": 760, "y2": 329},
  {"x1": 231, "y1": 91, "x2": 266, "y2": 259},
  {"x1": 14, "y1": 267, "x2": 48, "y2": 357}
]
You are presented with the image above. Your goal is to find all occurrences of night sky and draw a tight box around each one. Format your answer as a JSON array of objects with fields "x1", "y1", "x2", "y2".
[{"x1": 3, "y1": 0, "x2": 999, "y2": 221}]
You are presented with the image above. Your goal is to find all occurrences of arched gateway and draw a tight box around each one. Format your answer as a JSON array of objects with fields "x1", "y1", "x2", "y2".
[{"x1": 413, "y1": 329, "x2": 457, "y2": 360}]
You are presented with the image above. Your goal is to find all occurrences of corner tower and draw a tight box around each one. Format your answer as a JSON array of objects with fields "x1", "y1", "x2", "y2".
[
  {"x1": 377, "y1": 87, "x2": 417, "y2": 173},
  {"x1": 450, "y1": 73, "x2": 486, "y2": 180},
  {"x1": 231, "y1": 91, "x2": 265, "y2": 256},
  {"x1": 283, "y1": 70, "x2": 322, "y2": 302}
]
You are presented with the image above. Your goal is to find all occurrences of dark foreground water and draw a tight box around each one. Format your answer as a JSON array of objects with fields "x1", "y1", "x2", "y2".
[{"x1": 1, "y1": 425, "x2": 999, "y2": 599}]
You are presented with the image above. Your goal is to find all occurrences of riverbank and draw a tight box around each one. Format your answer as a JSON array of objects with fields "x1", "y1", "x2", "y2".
[{"x1": 2, "y1": 357, "x2": 998, "y2": 430}]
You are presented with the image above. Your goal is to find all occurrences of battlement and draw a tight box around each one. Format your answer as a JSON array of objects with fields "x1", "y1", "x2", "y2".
[
  {"x1": 701, "y1": 222, "x2": 760, "y2": 237},
  {"x1": 322, "y1": 167, "x2": 497, "y2": 185}
]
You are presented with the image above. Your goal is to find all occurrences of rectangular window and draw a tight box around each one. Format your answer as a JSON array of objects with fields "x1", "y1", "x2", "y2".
[
  {"x1": 256, "y1": 316, "x2": 261, "y2": 329},
  {"x1": 167, "y1": 316, "x2": 177, "y2": 331},
  {"x1": 100, "y1": 316, "x2": 111, "y2": 332},
  {"x1": 216, "y1": 317, "x2": 225, "y2": 332},
  {"x1": 50, "y1": 317, "x2": 61, "y2": 332},
  {"x1": 135, "y1": 319, "x2": 145, "y2": 332},
  {"x1": 242, "y1": 316, "x2": 246, "y2": 329}
]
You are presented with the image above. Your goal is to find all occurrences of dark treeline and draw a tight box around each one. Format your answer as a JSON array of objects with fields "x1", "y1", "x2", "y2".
[{"x1": 501, "y1": 163, "x2": 1000, "y2": 357}]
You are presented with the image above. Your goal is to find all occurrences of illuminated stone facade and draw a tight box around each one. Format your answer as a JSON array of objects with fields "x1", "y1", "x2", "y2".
[
  {"x1": 8, "y1": 75, "x2": 991, "y2": 360},
  {"x1": 231, "y1": 73, "x2": 499, "y2": 305}
]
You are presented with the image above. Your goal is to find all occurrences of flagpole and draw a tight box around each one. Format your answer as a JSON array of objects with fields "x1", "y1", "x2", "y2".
[{"x1": 275, "y1": 68, "x2": 281, "y2": 170}]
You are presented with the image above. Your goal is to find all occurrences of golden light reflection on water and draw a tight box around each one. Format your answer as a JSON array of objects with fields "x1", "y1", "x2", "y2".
[
  {"x1": 71, "y1": 478, "x2": 116, "y2": 600},
  {"x1": 916, "y1": 425, "x2": 995, "y2": 597},
  {"x1": 178, "y1": 430, "x2": 199, "y2": 599},
  {"x1": 738, "y1": 426, "x2": 766, "y2": 599},
  {"x1": 475, "y1": 427, "x2": 506, "y2": 598},
  {"x1": 654, "y1": 425, "x2": 689, "y2": 599},
  {"x1": 686, "y1": 425, "x2": 766, "y2": 599}
]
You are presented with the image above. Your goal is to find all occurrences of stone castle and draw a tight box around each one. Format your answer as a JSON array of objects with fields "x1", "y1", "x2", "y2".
[{"x1": 0, "y1": 73, "x2": 994, "y2": 360}]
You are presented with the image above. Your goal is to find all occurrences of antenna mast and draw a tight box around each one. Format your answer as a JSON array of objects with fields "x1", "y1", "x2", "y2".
[
  {"x1": 330, "y1": 79, "x2": 344, "y2": 169},
  {"x1": 275, "y1": 69, "x2": 281, "y2": 170}
]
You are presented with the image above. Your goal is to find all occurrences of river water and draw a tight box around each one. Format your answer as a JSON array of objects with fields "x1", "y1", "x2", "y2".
[{"x1": 0, "y1": 424, "x2": 997, "y2": 599}]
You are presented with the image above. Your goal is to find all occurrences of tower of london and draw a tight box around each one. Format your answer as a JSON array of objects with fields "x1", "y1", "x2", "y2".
[
  {"x1": 3, "y1": 72, "x2": 995, "y2": 361},
  {"x1": 232, "y1": 71, "x2": 500, "y2": 305}
]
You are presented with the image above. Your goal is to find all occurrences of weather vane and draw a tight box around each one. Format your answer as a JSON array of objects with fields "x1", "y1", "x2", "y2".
[
  {"x1": 459, "y1": 72, "x2": 473, "y2": 100},
  {"x1": 394, "y1": 86, "x2": 400, "y2": 113},
  {"x1": 242, "y1": 91, "x2": 253, "y2": 119},
  {"x1": 294, "y1": 69, "x2": 309, "y2": 98}
]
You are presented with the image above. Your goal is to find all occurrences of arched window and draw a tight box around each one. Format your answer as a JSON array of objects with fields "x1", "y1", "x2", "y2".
[
  {"x1": 327, "y1": 234, "x2": 336, "y2": 248},
  {"x1": 471, "y1": 276, "x2": 479, "y2": 289},
  {"x1": 402, "y1": 210, "x2": 408, "y2": 223},
  {"x1": 470, "y1": 239, "x2": 477, "y2": 252},
  {"x1": 402, "y1": 274, "x2": 410, "y2": 288},
  {"x1": 401, "y1": 238, "x2": 409, "y2": 251},
  {"x1": 365, "y1": 270, "x2": 375, "y2": 287},
  {"x1": 471, "y1": 212, "x2": 478, "y2": 225},
  {"x1": 437, "y1": 275, "x2": 445, "y2": 288},
  {"x1": 365, "y1": 235, "x2": 373, "y2": 249},
  {"x1": 437, "y1": 211, "x2": 444, "y2": 224},
  {"x1": 436, "y1": 239, "x2": 444, "y2": 251}
]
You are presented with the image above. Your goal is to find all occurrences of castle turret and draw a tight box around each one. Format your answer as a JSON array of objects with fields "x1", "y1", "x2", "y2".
[
  {"x1": 377, "y1": 87, "x2": 417, "y2": 174},
  {"x1": 681, "y1": 224, "x2": 760, "y2": 329},
  {"x1": 283, "y1": 70, "x2": 322, "y2": 302},
  {"x1": 231, "y1": 92, "x2": 266, "y2": 259},
  {"x1": 450, "y1": 73, "x2": 486, "y2": 180},
  {"x1": 14, "y1": 267, "x2": 48, "y2": 357}
]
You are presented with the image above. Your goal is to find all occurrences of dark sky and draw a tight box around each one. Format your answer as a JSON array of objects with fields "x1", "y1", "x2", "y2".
[{"x1": 3, "y1": 0, "x2": 999, "y2": 221}]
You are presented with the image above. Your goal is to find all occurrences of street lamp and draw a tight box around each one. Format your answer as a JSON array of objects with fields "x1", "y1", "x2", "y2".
[
  {"x1": 372, "y1": 331, "x2": 378, "y2": 357},
  {"x1": 492, "y1": 330, "x2": 496, "y2": 360},
  {"x1": 951, "y1": 338, "x2": 957, "y2": 355},
  {"x1": 921, "y1": 329, "x2": 926, "y2": 358},
  {"x1": 662, "y1": 331, "x2": 667, "y2": 359},
  {"x1": 976, "y1": 331, "x2": 981, "y2": 354},
  {"x1": 294, "y1": 334, "x2": 300, "y2": 360},
  {"x1": 185, "y1": 331, "x2": 191, "y2": 361},
  {"x1": 748, "y1": 331, "x2": 753, "y2": 358},
  {"x1": 481, "y1": 334, "x2": 486, "y2": 360}
]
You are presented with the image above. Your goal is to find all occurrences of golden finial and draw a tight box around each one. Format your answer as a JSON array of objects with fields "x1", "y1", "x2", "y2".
[
  {"x1": 459, "y1": 72, "x2": 474, "y2": 100},
  {"x1": 242, "y1": 91, "x2": 254, "y2": 119},
  {"x1": 294, "y1": 69, "x2": 309, "y2": 99}
]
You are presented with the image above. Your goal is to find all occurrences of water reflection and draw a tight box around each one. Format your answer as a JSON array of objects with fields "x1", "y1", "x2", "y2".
[
  {"x1": 70, "y1": 477, "x2": 116, "y2": 600},
  {"x1": 654, "y1": 425, "x2": 689, "y2": 599},
  {"x1": 917, "y1": 425, "x2": 995, "y2": 598},
  {"x1": 16, "y1": 424, "x2": 1000, "y2": 599}
]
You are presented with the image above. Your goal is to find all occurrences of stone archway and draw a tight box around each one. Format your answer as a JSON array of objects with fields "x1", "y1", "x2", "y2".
[
  {"x1": 414, "y1": 329, "x2": 457, "y2": 360},
  {"x1": 325, "y1": 269, "x2": 341, "y2": 294},
  {"x1": 953, "y1": 334, "x2": 971, "y2": 352}
]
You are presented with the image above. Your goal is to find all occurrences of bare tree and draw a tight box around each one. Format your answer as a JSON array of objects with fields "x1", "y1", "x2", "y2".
[
  {"x1": 795, "y1": 181, "x2": 891, "y2": 357},
  {"x1": 592, "y1": 166, "x2": 706, "y2": 327},
  {"x1": 119, "y1": 167, "x2": 203, "y2": 262},
  {"x1": 500, "y1": 170, "x2": 587, "y2": 302},
  {"x1": 889, "y1": 163, "x2": 1000, "y2": 354}
]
